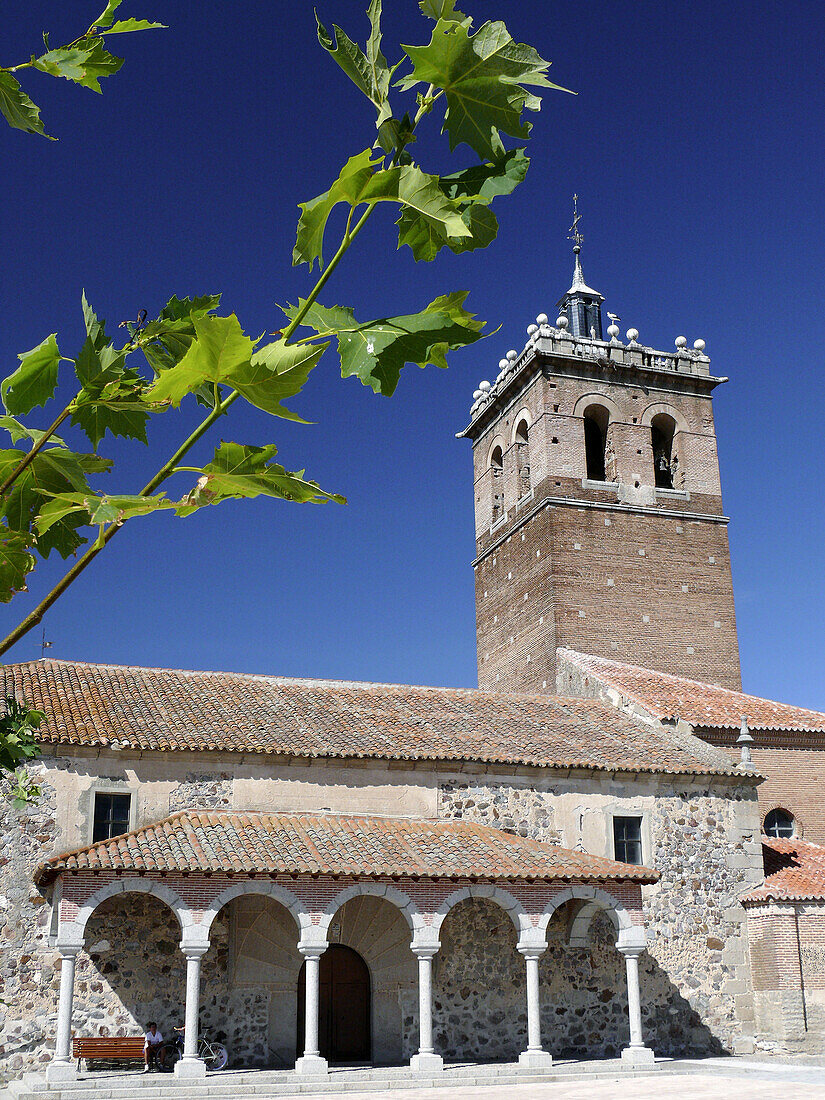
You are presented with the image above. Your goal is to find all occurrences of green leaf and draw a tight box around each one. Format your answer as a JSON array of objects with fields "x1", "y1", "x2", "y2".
[
  {"x1": 177, "y1": 442, "x2": 345, "y2": 516},
  {"x1": 0, "y1": 526, "x2": 36, "y2": 603},
  {"x1": 33, "y1": 39, "x2": 124, "y2": 93},
  {"x1": 93, "y1": 1, "x2": 124, "y2": 27},
  {"x1": 0, "y1": 415, "x2": 62, "y2": 448},
  {"x1": 282, "y1": 291, "x2": 484, "y2": 396},
  {"x1": 294, "y1": 149, "x2": 470, "y2": 269},
  {"x1": 1, "y1": 334, "x2": 61, "y2": 415},
  {"x1": 0, "y1": 447, "x2": 112, "y2": 558},
  {"x1": 159, "y1": 294, "x2": 222, "y2": 322},
  {"x1": 316, "y1": 0, "x2": 392, "y2": 122},
  {"x1": 0, "y1": 72, "x2": 53, "y2": 139},
  {"x1": 419, "y1": 0, "x2": 468, "y2": 21},
  {"x1": 228, "y1": 340, "x2": 328, "y2": 421},
  {"x1": 81, "y1": 291, "x2": 109, "y2": 350},
  {"x1": 71, "y1": 378, "x2": 150, "y2": 449},
  {"x1": 35, "y1": 491, "x2": 175, "y2": 536},
  {"x1": 103, "y1": 19, "x2": 167, "y2": 34},
  {"x1": 145, "y1": 314, "x2": 257, "y2": 407},
  {"x1": 398, "y1": 19, "x2": 565, "y2": 160},
  {"x1": 397, "y1": 148, "x2": 529, "y2": 260}
]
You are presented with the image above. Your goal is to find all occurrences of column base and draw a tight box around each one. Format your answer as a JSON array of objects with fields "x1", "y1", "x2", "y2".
[
  {"x1": 174, "y1": 1057, "x2": 206, "y2": 1078},
  {"x1": 519, "y1": 1049, "x2": 553, "y2": 1068},
  {"x1": 294, "y1": 1054, "x2": 329, "y2": 1075},
  {"x1": 46, "y1": 1061, "x2": 78, "y2": 1084},
  {"x1": 621, "y1": 1045, "x2": 656, "y2": 1067},
  {"x1": 410, "y1": 1052, "x2": 444, "y2": 1073}
]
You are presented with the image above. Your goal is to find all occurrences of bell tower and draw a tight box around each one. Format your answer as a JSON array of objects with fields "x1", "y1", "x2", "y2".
[{"x1": 460, "y1": 206, "x2": 741, "y2": 693}]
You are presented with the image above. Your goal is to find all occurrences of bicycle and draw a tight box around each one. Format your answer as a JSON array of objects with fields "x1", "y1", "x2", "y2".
[{"x1": 160, "y1": 1030, "x2": 229, "y2": 1072}]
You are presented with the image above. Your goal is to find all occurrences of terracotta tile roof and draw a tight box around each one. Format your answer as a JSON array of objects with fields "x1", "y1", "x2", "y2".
[
  {"x1": 34, "y1": 810, "x2": 658, "y2": 886},
  {"x1": 742, "y1": 837, "x2": 825, "y2": 903},
  {"x1": 558, "y1": 649, "x2": 825, "y2": 734},
  {"x1": 3, "y1": 658, "x2": 741, "y2": 778}
]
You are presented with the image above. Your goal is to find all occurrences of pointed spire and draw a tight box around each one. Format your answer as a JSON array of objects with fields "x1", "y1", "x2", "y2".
[{"x1": 557, "y1": 195, "x2": 604, "y2": 337}]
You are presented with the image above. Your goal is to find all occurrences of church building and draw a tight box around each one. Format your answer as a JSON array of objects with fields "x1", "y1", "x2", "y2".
[{"x1": 2, "y1": 216, "x2": 825, "y2": 1091}]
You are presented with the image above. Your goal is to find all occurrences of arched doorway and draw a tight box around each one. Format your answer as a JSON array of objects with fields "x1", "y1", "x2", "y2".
[{"x1": 297, "y1": 945, "x2": 371, "y2": 1063}]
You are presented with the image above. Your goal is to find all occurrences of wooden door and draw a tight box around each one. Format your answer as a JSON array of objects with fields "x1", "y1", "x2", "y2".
[{"x1": 297, "y1": 945, "x2": 371, "y2": 1063}]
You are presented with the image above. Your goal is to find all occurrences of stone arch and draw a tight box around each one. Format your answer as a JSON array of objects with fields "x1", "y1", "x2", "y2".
[
  {"x1": 639, "y1": 401, "x2": 689, "y2": 434},
  {"x1": 66, "y1": 878, "x2": 190, "y2": 945},
  {"x1": 540, "y1": 886, "x2": 634, "y2": 945},
  {"x1": 486, "y1": 435, "x2": 508, "y2": 469},
  {"x1": 323, "y1": 881, "x2": 422, "y2": 936},
  {"x1": 572, "y1": 392, "x2": 621, "y2": 421},
  {"x1": 434, "y1": 884, "x2": 528, "y2": 937},
  {"x1": 200, "y1": 880, "x2": 306, "y2": 941},
  {"x1": 510, "y1": 408, "x2": 532, "y2": 444}
]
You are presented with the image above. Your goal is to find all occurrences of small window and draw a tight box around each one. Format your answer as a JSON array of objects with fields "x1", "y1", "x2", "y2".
[
  {"x1": 613, "y1": 816, "x2": 643, "y2": 865},
  {"x1": 93, "y1": 792, "x2": 132, "y2": 843},
  {"x1": 763, "y1": 808, "x2": 795, "y2": 839},
  {"x1": 583, "y1": 405, "x2": 609, "y2": 482}
]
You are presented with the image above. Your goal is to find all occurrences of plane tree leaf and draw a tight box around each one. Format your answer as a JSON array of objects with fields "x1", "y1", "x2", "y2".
[
  {"x1": 1, "y1": 334, "x2": 61, "y2": 415},
  {"x1": 103, "y1": 19, "x2": 167, "y2": 35},
  {"x1": 33, "y1": 39, "x2": 124, "y2": 94},
  {"x1": 419, "y1": 0, "x2": 468, "y2": 22},
  {"x1": 146, "y1": 314, "x2": 256, "y2": 407},
  {"x1": 0, "y1": 526, "x2": 36, "y2": 603},
  {"x1": 0, "y1": 416, "x2": 64, "y2": 448},
  {"x1": 0, "y1": 72, "x2": 53, "y2": 138},
  {"x1": 294, "y1": 149, "x2": 470, "y2": 270},
  {"x1": 176, "y1": 442, "x2": 345, "y2": 517},
  {"x1": 0, "y1": 447, "x2": 112, "y2": 558},
  {"x1": 138, "y1": 294, "x2": 223, "y2": 406},
  {"x1": 93, "y1": 1, "x2": 125, "y2": 26},
  {"x1": 228, "y1": 340, "x2": 329, "y2": 421},
  {"x1": 34, "y1": 491, "x2": 175, "y2": 536},
  {"x1": 281, "y1": 291, "x2": 484, "y2": 396},
  {"x1": 398, "y1": 18, "x2": 564, "y2": 160},
  {"x1": 396, "y1": 148, "x2": 529, "y2": 261}
]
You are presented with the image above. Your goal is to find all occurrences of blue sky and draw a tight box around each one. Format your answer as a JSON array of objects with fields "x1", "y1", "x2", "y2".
[{"x1": 2, "y1": 1, "x2": 824, "y2": 709}]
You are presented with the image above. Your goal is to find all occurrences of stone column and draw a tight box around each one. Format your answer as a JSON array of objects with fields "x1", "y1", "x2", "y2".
[
  {"x1": 47, "y1": 946, "x2": 81, "y2": 1083},
  {"x1": 295, "y1": 944, "x2": 329, "y2": 1075},
  {"x1": 518, "y1": 948, "x2": 552, "y2": 1068},
  {"x1": 174, "y1": 945, "x2": 208, "y2": 1078},
  {"x1": 619, "y1": 942, "x2": 655, "y2": 1067},
  {"x1": 410, "y1": 945, "x2": 443, "y2": 1073}
]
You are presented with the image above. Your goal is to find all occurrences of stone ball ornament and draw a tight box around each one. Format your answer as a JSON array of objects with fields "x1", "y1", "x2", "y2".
[
  {"x1": 479, "y1": 380, "x2": 491, "y2": 393},
  {"x1": 626, "y1": 328, "x2": 639, "y2": 342},
  {"x1": 556, "y1": 315, "x2": 569, "y2": 330},
  {"x1": 527, "y1": 324, "x2": 538, "y2": 335},
  {"x1": 498, "y1": 359, "x2": 509, "y2": 370},
  {"x1": 694, "y1": 339, "x2": 706, "y2": 351},
  {"x1": 675, "y1": 335, "x2": 687, "y2": 349},
  {"x1": 607, "y1": 324, "x2": 620, "y2": 338},
  {"x1": 536, "y1": 313, "x2": 548, "y2": 325},
  {"x1": 507, "y1": 350, "x2": 518, "y2": 361},
  {"x1": 473, "y1": 389, "x2": 483, "y2": 400}
]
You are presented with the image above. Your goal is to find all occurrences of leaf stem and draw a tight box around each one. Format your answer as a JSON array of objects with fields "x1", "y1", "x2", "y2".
[
  {"x1": 0, "y1": 390, "x2": 239, "y2": 657},
  {"x1": 0, "y1": 402, "x2": 75, "y2": 496}
]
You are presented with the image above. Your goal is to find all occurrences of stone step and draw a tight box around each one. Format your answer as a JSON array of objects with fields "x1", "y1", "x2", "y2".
[{"x1": 6, "y1": 1063, "x2": 659, "y2": 1100}]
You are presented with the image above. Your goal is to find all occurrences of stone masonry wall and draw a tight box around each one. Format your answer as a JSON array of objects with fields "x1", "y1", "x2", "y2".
[{"x1": 440, "y1": 775, "x2": 762, "y2": 1054}]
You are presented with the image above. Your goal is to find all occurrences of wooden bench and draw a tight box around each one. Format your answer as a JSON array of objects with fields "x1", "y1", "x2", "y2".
[{"x1": 72, "y1": 1036, "x2": 147, "y2": 1068}]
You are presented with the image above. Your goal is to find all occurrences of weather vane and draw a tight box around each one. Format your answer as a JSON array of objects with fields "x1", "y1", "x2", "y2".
[{"x1": 568, "y1": 193, "x2": 584, "y2": 251}]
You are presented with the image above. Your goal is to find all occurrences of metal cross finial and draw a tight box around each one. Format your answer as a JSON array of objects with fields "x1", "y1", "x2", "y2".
[{"x1": 568, "y1": 193, "x2": 584, "y2": 249}]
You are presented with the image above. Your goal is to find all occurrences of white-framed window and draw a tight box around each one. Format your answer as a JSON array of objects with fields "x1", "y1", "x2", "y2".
[
  {"x1": 613, "y1": 815, "x2": 644, "y2": 865},
  {"x1": 92, "y1": 790, "x2": 132, "y2": 843}
]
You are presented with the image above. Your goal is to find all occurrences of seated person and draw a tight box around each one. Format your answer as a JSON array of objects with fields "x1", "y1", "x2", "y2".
[{"x1": 143, "y1": 1022, "x2": 164, "y2": 1072}]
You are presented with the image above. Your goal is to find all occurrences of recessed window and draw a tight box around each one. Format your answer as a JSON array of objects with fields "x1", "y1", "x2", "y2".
[
  {"x1": 763, "y1": 808, "x2": 795, "y2": 839},
  {"x1": 93, "y1": 792, "x2": 132, "y2": 843},
  {"x1": 613, "y1": 816, "x2": 643, "y2": 865}
]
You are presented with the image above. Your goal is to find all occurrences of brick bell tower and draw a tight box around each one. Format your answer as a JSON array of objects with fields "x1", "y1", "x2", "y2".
[{"x1": 459, "y1": 201, "x2": 741, "y2": 693}]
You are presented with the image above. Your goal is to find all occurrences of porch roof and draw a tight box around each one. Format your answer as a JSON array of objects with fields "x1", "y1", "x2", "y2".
[
  {"x1": 34, "y1": 810, "x2": 658, "y2": 886},
  {"x1": 742, "y1": 836, "x2": 825, "y2": 904}
]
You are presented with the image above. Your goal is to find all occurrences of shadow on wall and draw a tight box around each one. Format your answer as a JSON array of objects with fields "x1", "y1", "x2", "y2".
[{"x1": 431, "y1": 900, "x2": 725, "y2": 1062}]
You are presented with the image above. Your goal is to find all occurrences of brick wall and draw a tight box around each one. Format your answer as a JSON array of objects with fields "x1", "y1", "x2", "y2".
[
  {"x1": 694, "y1": 731, "x2": 825, "y2": 844},
  {"x1": 475, "y1": 491, "x2": 741, "y2": 692}
]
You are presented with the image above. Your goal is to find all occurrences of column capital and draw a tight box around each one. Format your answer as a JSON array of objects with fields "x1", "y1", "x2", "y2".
[
  {"x1": 180, "y1": 943, "x2": 209, "y2": 960},
  {"x1": 616, "y1": 925, "x2": 647, "y2": 955},
  {"x1": 411, "y1": 943, "x2": 440, "y2": 959},
  {"x1": 298, "y1": 941, "x2": 328, "y2": 959},
  {"x1": 517, "y1": 946, "x2": 546, "y2": 961},
  {"x1": 55, "y1": 943, "x2": 82, "y2": 958}
]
